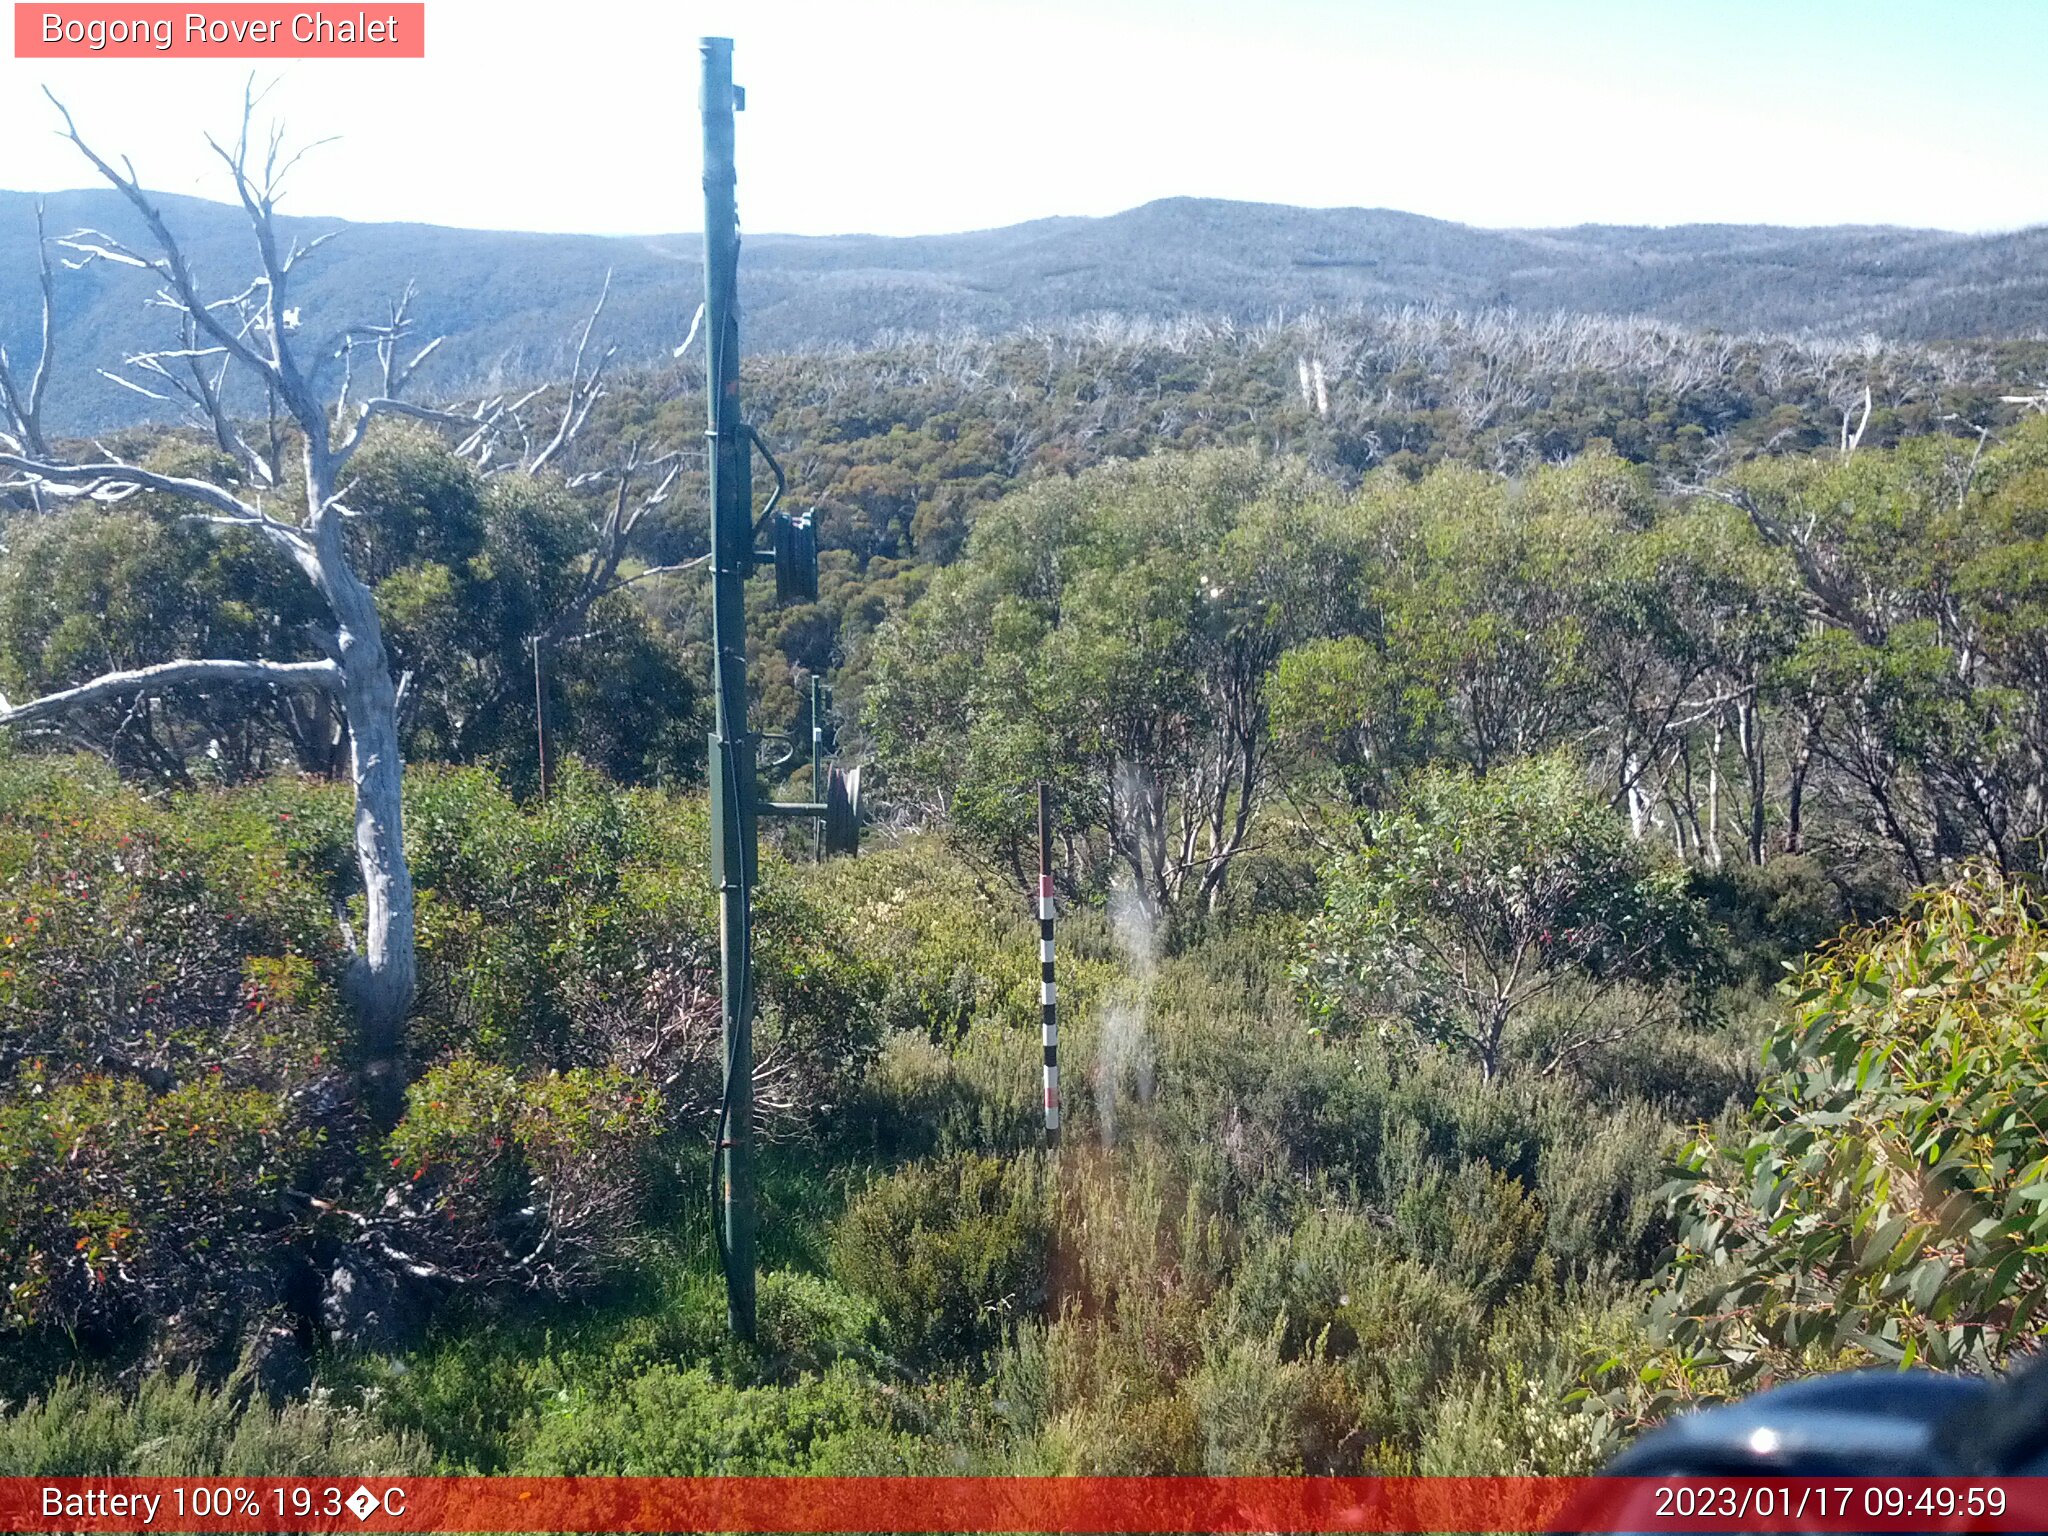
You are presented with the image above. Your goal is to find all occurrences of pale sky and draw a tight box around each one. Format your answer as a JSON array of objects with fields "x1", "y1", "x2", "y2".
[{"x1": 3, "y1": 0, "x2": 2044, "y2": 237}]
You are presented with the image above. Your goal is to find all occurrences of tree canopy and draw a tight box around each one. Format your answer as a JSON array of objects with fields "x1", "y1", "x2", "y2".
[{"x1": 1298, "y1": 756, "x2": 1708, "y2": 1080}]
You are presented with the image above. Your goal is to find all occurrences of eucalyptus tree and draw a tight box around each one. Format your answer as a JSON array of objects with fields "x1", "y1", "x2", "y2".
[
  {"x1": 866, "y1": 449, "x2": 1342, "y2": 915},
  {"x1": 0, "y1": 93, "x2": 688, "y2": 1111},
  {"x1": 1298, "y1": 755, "x2": 1709, "y2": 1082},
  {"x1": 1582, "y1": 501, "x2": 1804, "y2": 864},
  {"x1": 1711, "y1": 427, "x2": 2048, "y2": 881}
]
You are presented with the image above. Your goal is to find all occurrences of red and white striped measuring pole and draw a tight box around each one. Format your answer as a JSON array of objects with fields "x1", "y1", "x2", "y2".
[{"x1": 1037, "y1": 783, "x2": 1059, "y2": 1148}]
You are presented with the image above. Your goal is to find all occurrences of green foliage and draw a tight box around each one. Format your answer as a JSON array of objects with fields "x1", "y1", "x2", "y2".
[
  {"x1": 382, "y1": 1059, "x2": 662, "y2": 1294},
  {"x1": 0, "y1": 493, "x2": 326, "y2": 782},
  {"x1": 798, "y1": 840, "x2": 1052, "y2": 1039},
  {"x1": 516, "y1": 1360, "x2": 919, "y2": 1474},
  {"x1": 987, "y1": 1138, "x2": 1640, "y2": 1475},
  {"x1": 799, "y1": 842, "x2": 1119, "y2": 1164},
  {"x1": 1392, "y1": 1161, "x2": 1548, "y2": 1304},
  {"x1": 866, "y1": 449, "x2": 1342, "y2": 914},
  {"x1": 405, "y1": 762, "x2": 883, "y2": 1127},
  {"x1": 1421, "y1": 1362, "x2": 1611, "y2": 1475},
  {"x1": 0, "y1": 430, "x2": 701, "y2": 789},
  {"x1": 0, "y1": 753, "x2": 347, "y2": 1343},
  {"x1": 1300, "y1": 756, "x2": 1711, "y2": 1079},
  {"x1": 755, "y1": 1270, "x2": 881, "y2": 1376},
  {"x1": 0, "y1": 1070, "x2": 316, "y2": 1335},
  {"x1": 1643, "y1": 872, "x2": 2048, "y2": 1401},
  {"x1": 860, "y1": 420, "x2": 2048, "y2": 916},
  {"x1": 1689, "y1": 854, "x2": 1859, "y2": 991},
  {"x1": 0, "y1": 1373, "x2": 428, "y2": 1475},
  {"x1": 352, "y1": 433, "x2": 703, "y2": 790},
  {"x1": 1356, "y1": 460, "x2": 1606, "y2": 776},
  {"x1": 832, "y1": 1153, "x2": 1053, "y2": 1367},
  {"x1": 0, "y1": 754, "x2": 880, "y2": 1371},
  {"x1": 21, "y1": 354, "x2": 2048, "y2": 1480},
  {"x1": 1270, "y1": 636, "x2": 1437, "y2": 813},
  {"x1": 0, "y1": 748, "x2": 1711, "y2": 1476},
  {"x1": 354, "y1": 1254, "x2": 731, "y2": 1472}
]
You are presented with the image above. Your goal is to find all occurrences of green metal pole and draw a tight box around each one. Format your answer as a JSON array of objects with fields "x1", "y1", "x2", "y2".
[
  {"x1": 701, "y1": 34, "x2": 756, "y2": 1342},
  {"x1": 810, "y1": 675, "x2": 825, "y2": 862}
]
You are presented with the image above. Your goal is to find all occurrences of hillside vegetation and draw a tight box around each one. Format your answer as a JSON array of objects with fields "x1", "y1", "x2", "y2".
[
  {"x1": 5, "y1": 188, "x2": 2047, "y2": 430},
  {"x1": 7, "y1": 301, "x2": 2048, "y2": 1472}
]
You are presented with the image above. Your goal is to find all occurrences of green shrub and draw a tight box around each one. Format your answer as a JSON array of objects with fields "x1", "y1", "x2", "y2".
[
  {"x1": 0, "y1": 753, "x2": 886, "y2": 1370},
  {"x1": 1299, "y1": 755, "x2": 1711, "y2": 1081},
  {"x1": 1421, "y1": 1363, "x2": 1609, "y2": 1475},
  {"x1": 756, "y1": 1271, "x2": 880, "y2": 1377},
  {"x1": 406, "y1": 764, "x2": 883, "y2": 1135},
  {"x1": 515, "y1": 1361, "x2": 915, "y2": 1474},
  {"x1": 800, "y1": 841, "x2": 1040, "y2": 1039},
  {"x1": 0, "y1": 757, "x2": 354, "y2": 1357},
  {"x1": 1223, "y1": 1208, "x2": 1490, "y2": 1458},
  {"x1": 801, "y1": 839, "x2": 1116, "y2": 1042},
  {"x1": 0, "y1": 1373, "x2": 427, "y2": 1475},
  {"x1": 1393, "y1": 1161, "x2": 1547, "y2": 1305},
  {"x1": 339, "y1": 1247, "x2": 743, "y2": 1472},
  {"x1": 997, "y1": 1310, "x2": 1200, "y2": 1473},
  {"x1": 848, "y1": 1029, "x2": 1036, "y2": 1158},
  {"x1": 832, "y1": 1153, "x2": 1052, "y2": 1367},
  {"x1": 988, "y1": 1148, "x2": 1227, "y2": 1472},
  {"x1": 1642, "y1": 872, "x2": 2048, "y2": 1397},
  {"x1": 1531, "y1": 1096, "x2": 1676, "y2": 1278},
  {"x1": 380, "y1": 1059, "x2": 662, "y2": 1294},
  {"x1": 1687, "y1": 853, "x2": 1855, "y2": 989},
  {"x1": 0, "y1": 1070, "x2": 317, "y2": 1337},
  {"x1": 0, "y1": 753, "x2": 348, "y2": 1082},
  {"x1": 1190, "y1": 1327, "x2": 1362, "y2": 1473}
]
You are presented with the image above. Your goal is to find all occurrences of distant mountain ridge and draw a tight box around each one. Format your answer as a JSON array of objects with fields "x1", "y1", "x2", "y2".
[{"x1": 3, "y1": 189, "x2": 2043, "y2": 431}]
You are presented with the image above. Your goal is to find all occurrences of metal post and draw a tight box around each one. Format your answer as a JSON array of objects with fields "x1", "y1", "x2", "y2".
[
  {"x1": 531, "y1": 635, "x2": 549, "y2": 802},
  {"x1": 810, "y1": 675, "x2": 826, "y2": 863},
  {"x1": 702, "y1": 34, "x2": 756, "y2": 1341},
  {"x1": 1038, "y1": 784, "x2": 1059, "y2": 1148}
]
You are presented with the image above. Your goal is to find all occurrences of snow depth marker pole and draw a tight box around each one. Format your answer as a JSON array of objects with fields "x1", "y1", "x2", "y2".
[{"x1": 1039, "y1": 782, "x2": 1059, "y2": 1148}]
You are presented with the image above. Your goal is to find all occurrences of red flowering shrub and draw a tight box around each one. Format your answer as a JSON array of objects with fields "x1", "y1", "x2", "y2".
[
  {"x1": 370, "y1": 1058, "x2": 663, "y2": 1294},
  {"x1": 0, "y1": 1069, "x2": 317, "y2": 1337}
]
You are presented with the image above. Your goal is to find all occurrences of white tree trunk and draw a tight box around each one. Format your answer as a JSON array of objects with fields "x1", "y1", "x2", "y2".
[
  {"x1": 4, "y1": 91, "x2": 645, "y2": 1123},
  {"x1": 331, "y1": 568, "x2": 416, "y2": 1066}
]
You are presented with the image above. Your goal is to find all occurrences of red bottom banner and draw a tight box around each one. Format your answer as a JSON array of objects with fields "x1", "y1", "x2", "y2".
[{"x1": 6, "y1": 1476, "x2": 2048, "y2": 1534}]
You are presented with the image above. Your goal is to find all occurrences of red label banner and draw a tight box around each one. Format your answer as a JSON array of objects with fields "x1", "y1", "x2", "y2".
[
  {"x1": 4, "y1": 1477, "x2": 2048, "y2": 1533},
  {"x1": 13, "y1": 5, "x2": 425, "y2": 57}
]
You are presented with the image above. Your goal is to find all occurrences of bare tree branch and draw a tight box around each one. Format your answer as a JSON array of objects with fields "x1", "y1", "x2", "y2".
[
  {"x1": 0, "y1": 200, "x2": 56, "y2": 463},
  {"x1": 0, "y1": 657, "x2": 341, "y2": 726},
  {"x1": 536, "y1": 444, "x2": 689, "y2": 649},
  {"x1": 0, "y1": 450, "x2": 319, "y2": 576},
  {"x1": 1, "y1": 449, "x2": 257, "y2": 522},
  {"x1": 615, "y1": 553, "x2": 711, "y2": 591},
  {"x1": 338, "y1": 395, "x2": 491, "y2": 457},
  {"x1": 527, "y1": 268, "x2": 614, "y2": 475},
  {"x1": 43, "y1": 88, "x2": 277, "y2": 382}
]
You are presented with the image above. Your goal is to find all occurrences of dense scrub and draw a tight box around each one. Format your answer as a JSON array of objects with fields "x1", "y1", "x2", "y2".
[
  {"x1": 7, "y1": 753, "x2": 2046, "y2": 1471},
  {"x1": 0, "y1": 430, "x2": 701, "y2": 791},
  {"x1": 0, "y1": 755, "x2": 880, "y2": 1393},
  {"x1": 8, "y1": 336, "x2": 2048, "y2": 1473},
  {"x1": 1589, "y1": 871, "x2": 2048, "y2": 1428},
  {"x1": 0, "y1": 746, "x2": 1765, "y2": 1473}
]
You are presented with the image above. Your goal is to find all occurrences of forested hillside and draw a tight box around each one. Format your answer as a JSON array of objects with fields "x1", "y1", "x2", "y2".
[
  {"x1": 8, "y1": 152, "x2": 2048, "y2": 1475},
  {"x1": 5, "y1": 186, "x2": 2047, "y2": 430}
]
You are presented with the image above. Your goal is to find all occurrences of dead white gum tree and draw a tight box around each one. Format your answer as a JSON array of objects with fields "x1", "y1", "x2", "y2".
[{"x1": 0, "y1": 89, "x2": 694, "y2": 1118}]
